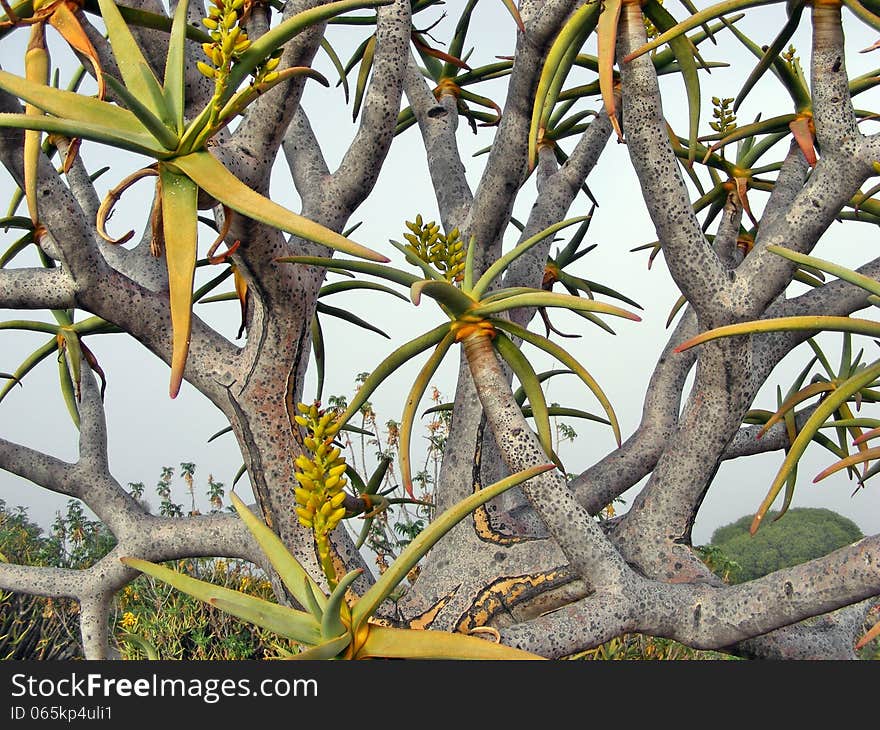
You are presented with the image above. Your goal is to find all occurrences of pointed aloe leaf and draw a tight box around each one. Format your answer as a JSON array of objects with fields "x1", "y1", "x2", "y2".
[
  {"x1": 285, "y1": 634, "x2": 351, "y2": 659},
  {"x1": 479, "y1": 287, "x2": 541, "y2": 305},
  {"x1": 812, "y1": 443, "x2": 880, "y2": 483},
  {"x1": 311, "y1": 315, "x2": 326, "y2": 401},
  {"x1": 275, "y1": 256, "x2": 420, "y2": 288},
  {"x1": 351, "y1": 463, "x2": 555, "y2": 630},
  {"x1": 104, "y1": 75, "x2": 179, "y2": 150},
  {"x1": 444, "y1": 0, "x2": 480, "y2": 78},
  {"x1": 0, "y1": 337, "x2": 57, "y2": 402},
  {"x1": 57, "y1": 326, "x2": 84, "y2": 399},
  {"x1": 336, "y1": 323, "x2": 451, "y2": 427},
  {"x1": 207, "y1": 425, "x2": 233, "y2": 442},
  {"x1": 733, "y1": 0, "x2": 804, "y2": 112},
  {"x1": 494, "y1": 319, "x2": 622, "y2": 445},
  {"x1": 0, "y1": 68, "x2": 153, "y2": 139},
  {"x1": 229, "y1": 492, "x2": 327, "y2": 617},
  {"x1": 461, "y1": 235, "x2": 477, "y2": 292},
  {"x1": 644, "y1": 0, "x2": 701, "y2": 162},
  {"x1": 0, "y1": 112, "x2": 165, "y2": 158},
  {"x1": 842, "y1": 0, "x2": 880, "y2": 33},
  {"x1": 598, "y1": 0, "x2": 623, "y2": 139},
  {"x1": 528, "y1": 405, "x2": 609, "y2": 425},
  {"x1": 321, "y1": 38, "x2": 350, "y2": 103},
  {"x1": 623, "y1": 0, "x2": 782, "y2": 61},
  {"x1": 120, "y1": 556, "x2": 322, "y2": 644},
  {"x1": 825, "y1": 418, "x2": 880, "y2": 433},
  {"x1": 399, "y1": 331, "x2": 456, "y2": 497},
  {"x1": 493, "y1": 332, "x2": 560, "y2": 470},
  {"x1": 750, "y1": 360, "x2": 880, "y2": 534},
  {"x1": 57, "y1": 350, "x2": 81, "y2": 429},
  {"x1": 411, "y1": 280, "x2": 477, "y2": 317},
  {"x1": 23, "y1": 24, "x2": 48, "y2": 225},
  {"x1": 163, "y1": 0, "x2": 190, "y2": 135},
  {"x1": 766, "y1": 245, "x2": 880, "y2": 299},
  {"x1": 169, "y1": 151, "x2": 387, "y2": 262},
  {"x1": 96, "y1": 0, "x2": 170, "y2": 123},
  {"x1": 855, "y1": 617, "x2": 880, "y2": 651},
  {"x1": 529, "y1": 2, "x2": 600, "y2": 165},
  {"x1": 472, "y1": 216, "x2": 591, "y2": 299},
  {"x1": 499, "y1": 0, "x2": 526, "y2": 33},
  {"x1": 558, "y1": 272, "x2": 642, "y2": 309},
  {"x1": 470, "y1": 291, "x2": 641, "y2": 321},
  {"x1": 319, "y1": 279, "x2": 408, "y2": 301},
  {"x1": 226, "y1": 0, "x2": 393, "y2": 103},
  {"x1": 676, "y1": 316, "x2": 880, "y2": 353},
  {"x1": 316, "y1": 302, "x2": 390, "y2": 338},
  {"x1": 513, "y1": 368, "x2": 573, "y2": 406},
  {"x1": 351, "y1": 34, "x2": 375, "y2": 121},
  {"x1": 532, "y1": 20, "x2": 593, "y2": 159},
  {"x1": 756, "y1": 381, "x2": 834, "y2": 438},
  {"x1": 158, "y1": 165, "x2": 198, "y2": 399},
  {"x1": 48, "y1": 2, "x2": 105, "y2": 99},
  {"x1": 358, "y1": 625, "x2": 543, "y2": 659},
  {"x1": 321, "y1": 569, "x2": 362, "y2": 639}
]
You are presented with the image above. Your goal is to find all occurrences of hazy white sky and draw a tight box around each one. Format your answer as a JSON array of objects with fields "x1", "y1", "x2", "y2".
[{"x1": 1, "y1": 1, "x2": 880, "y2": 547}]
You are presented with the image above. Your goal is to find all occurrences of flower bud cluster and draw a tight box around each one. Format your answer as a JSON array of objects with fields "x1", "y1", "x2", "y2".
[
  {"x1": 403, "y1": 215, "x2": 466, "y2": 284},
  {"x1": 198, "y1": 0, "x2": 252, "y2": 80},
  {"x1": 292, "y1": 402, "x2": 348, "y2": 568}
]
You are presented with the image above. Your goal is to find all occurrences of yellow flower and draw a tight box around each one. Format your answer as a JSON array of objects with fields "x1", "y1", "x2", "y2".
[{"x1": 120, "y1": 611, "x2": 138, "y2": 630}]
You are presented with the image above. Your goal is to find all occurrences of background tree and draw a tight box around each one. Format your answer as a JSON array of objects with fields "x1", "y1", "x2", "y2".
[
  {"x1": 710, "y1": 507, "x2": 864, "y2": 583},
  {"x1": 1, "y1": 0, "x2": 880, "y2": 659}
]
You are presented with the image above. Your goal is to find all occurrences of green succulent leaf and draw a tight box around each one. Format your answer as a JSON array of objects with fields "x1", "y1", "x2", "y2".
[
  {"x1": 336, "y1": 323, "x2": 451, "y2": 428},
  {"x1": 351, "y1": 463, "x2": 555, "y2": 630},
  {"x1": 321, "y1": 569, "x2": 362, "y2": 639},
  {"x1": 766, "y1": 244, "x2": 880, "y2": 299},
  {"x1": 227, "y1": 0, "x2": 393, "y2": 103},
  {"x1": 120, "y1": 556, "x2": 322, "y2": 645},
  {"x1": 316, "y1": 302, "x2": 390, "y2": 338},
  {"x1": 285, "y1": 633, "x2": 352, "y2": 660},
  {"x1": 493, "y1": 332, "x2": 560, "y2": 470},
  {"x1": 494, "y1": 319, "x2": 622, "y2": 445},
  {"x1": 750, "y1": 360, "x2": 880, "y2": 534},
  {"x1": 470, "y1": 291, "x2": 641, "y2": 321},
  {"x1": 358, "y1": 625, "x2": 543, "y2": 659},
  {"x1": 103, "y1": 74, "x2": 179, "y2": 151},
  {"x1": 411, "y1": 279, "x2": 477, "y2": 316},
  {"x1": 399, "y1": 331, "x2": 456, "y2": 496},
  {"x1": 0, "y1": 111, "x2": 163, "y2": 158},
  {"x1": 229, "y1": 492, "x2": 328, "y2": 618},
  {"x1": 275, "y1": 256, "x2": 422, "y2": 289},
  {"x1": 675, "y1": 316, "x2": 880, "y2": 352},
  {"x1": 623, "y1": 0, "x2": 782, "y2": 62},
  {"x1": 163, "y1": 0, "x2": 191, "y2": 135},
  {"x1": 96, "y1": 0, "x2": 170, "y2": 124},
  {"x1": 472, "y1": 216, "x2": 591, "y2": 299},
  {"x1": 158, "y1": 165, "x2": 199, "y2": 399},
  {"x1": 169, "y1": 151, "x2": 388, "y2": 262}
]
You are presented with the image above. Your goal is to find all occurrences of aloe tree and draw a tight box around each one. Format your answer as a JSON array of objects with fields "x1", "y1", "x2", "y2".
[{"x1": 1, "y1": 0, "x2": 880, "y2": 661}]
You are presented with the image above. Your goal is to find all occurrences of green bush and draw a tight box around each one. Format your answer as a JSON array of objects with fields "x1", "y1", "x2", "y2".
[
  {"x1": 0, "y1": 498, "x2": 112, "y2": 660},
  {"x1": 709, "y1": 507, "x2": 863, "y2": 583}
]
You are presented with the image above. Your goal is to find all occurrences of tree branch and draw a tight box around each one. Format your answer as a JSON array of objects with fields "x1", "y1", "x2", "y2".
[
  {"x1": 618, "y1": 3, "x2": 729, "y2": 323},
  {"x1": 0, "y1": 268, "x2": 76, "y2": 310},
  {"x1": 327, "y1": 0, "x2": 411, "y2": 214},
  {"x1": 403, "y1": 54, "x2": 473, "y2": 229}
]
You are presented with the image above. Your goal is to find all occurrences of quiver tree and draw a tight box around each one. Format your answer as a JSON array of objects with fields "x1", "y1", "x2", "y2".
[{"x1": 1, "y1": 0, "x2": 879, "y2": 659}]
